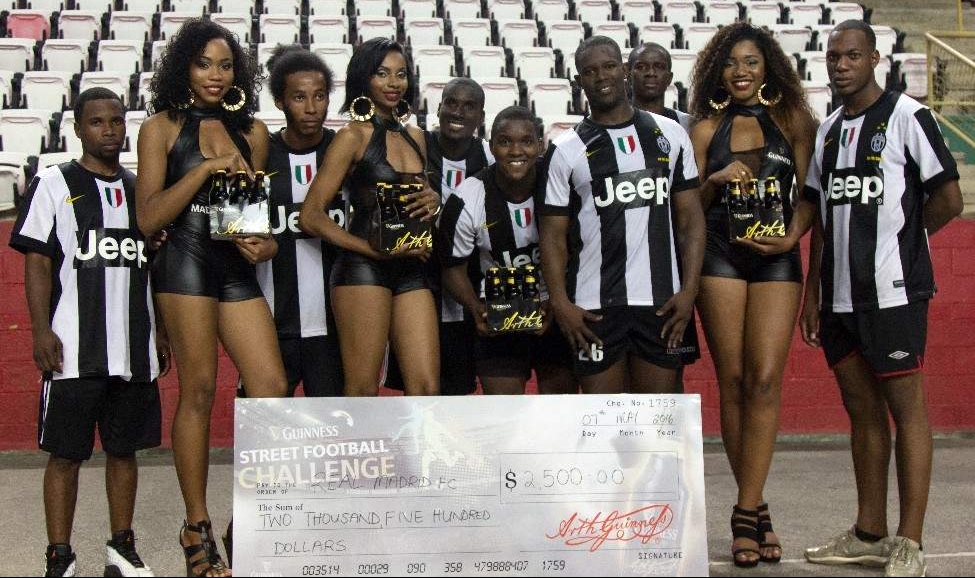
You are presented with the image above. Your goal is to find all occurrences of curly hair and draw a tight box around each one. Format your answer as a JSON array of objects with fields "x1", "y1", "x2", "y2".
[
  {"x1": 149, "y1": 18, "x2": 262, "y2": 133},
  {"x1": 267, "y1": 44, "x2": 334, "y2": 102},
  {"x1": 689, "y1": 23, "x2": 813, "y2": 131},
  {"x1": 340, "y1": 38, "x2": 416, "y2": 115}
]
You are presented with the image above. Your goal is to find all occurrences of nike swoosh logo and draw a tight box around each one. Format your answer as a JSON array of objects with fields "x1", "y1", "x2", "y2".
[
  {"x1": 482, "y1": 221, "x2": 498, "y2": 230},
  {"x1": 66, "y1": 194, "x2": 84, "y2": 204},
  {"x1": 824, "y1": 139, "x2": 834, "y2": 147},
  {"x1": 586, "y1": 149, "x2": 599, "y2": 157}
]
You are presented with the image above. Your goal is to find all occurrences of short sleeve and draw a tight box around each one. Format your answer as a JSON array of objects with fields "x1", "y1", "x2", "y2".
[
  {"x1": 670, "y1": 126, "x2": 701, "y2": 194},
  {"x1": 438, "y1": 178, "x2": 483, "y2": 268},
  {"x1": 905, "y1": 107, "x2": 959, "y2": 191},
  {"x1": 537, "y1": 143, "x2": 573, "y2": 216},
  {"x1": 803, "y1": 126, "x2": 825, "y2": 204},
  {"x1": 9, "y1": 175, "x2": 58, "y2": 258}
]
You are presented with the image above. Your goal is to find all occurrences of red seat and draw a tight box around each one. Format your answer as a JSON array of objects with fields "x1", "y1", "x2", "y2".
[{"x1": 5, "y1": 10, "x2": 51, "y2": 41}]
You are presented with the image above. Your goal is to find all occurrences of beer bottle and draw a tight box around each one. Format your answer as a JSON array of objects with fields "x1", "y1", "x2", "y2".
[
  {"x1": 505, "y1": 267, "x2": 521, "y2": 299},
  {"x1": 251, "y1": 171, "x2": 269, "y2": 204},
  {"x1": 746, "y1": 178, "x2": 760, "y2": 210},
  {"x1": 727, "y1": 179, "x2": 744, "y2": 210},
  {"x1": 210, "y1": 170, "x2": 229, "y2": 204},
  {"x1": 377, "y1": 184, "x2": 398, "y2": 222},
  {"x1": 485, "y1": 267, "x2": 504, "y2": 301},
  {"x1": 523, "y1": 271, "x2": 540, "y2": 300},
  {"x1": 231, "y1": 170, "x2": 249, "y2": 204},
  {"x1": 764, "y1": 176, "x2": 782, "y2": 209}
]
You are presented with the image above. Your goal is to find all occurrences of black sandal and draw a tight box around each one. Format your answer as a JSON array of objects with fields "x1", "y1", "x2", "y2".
[
  {"x1": 757, "y1": 503, "x2": 783, "y2": 563},
  {"x1": 180, "y1": 520, "x2": 229, "y2": 577},
  {"x1": 730, "y1": 506, "x2": 761, "y2": 568}
]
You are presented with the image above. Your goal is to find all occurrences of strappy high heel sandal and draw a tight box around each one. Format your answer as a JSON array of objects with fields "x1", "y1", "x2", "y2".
[
  {"x1": 757, "y1": 503, "x2": 783, "y2": 563},
  {"x1": 180, "y1": 520, "x2": 229, "y2": 577},
  {"x1": 730, "y1": 506, "x2": 761, "y2": 568}
]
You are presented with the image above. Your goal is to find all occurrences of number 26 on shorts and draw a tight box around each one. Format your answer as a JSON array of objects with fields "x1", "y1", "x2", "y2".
[{"x1": 578, "y1": 343, "x2": 604, "y2": 362}]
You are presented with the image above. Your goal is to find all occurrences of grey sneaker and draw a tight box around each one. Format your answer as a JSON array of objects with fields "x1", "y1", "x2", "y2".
[
  {"x1": 805, "y1": 527, "x2": 890, "y2": 567},
  {"x1": 885, "y1": 536, "x2": 926, "y2": 577}
]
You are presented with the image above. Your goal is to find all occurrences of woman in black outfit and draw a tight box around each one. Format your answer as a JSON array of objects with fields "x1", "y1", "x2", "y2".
[
  {"x1": 300, "y1": 38, "x2": 441, "y2": 396},
  {"x1": 135, "y1": 19, "x2": 286, "y2": 577},
  {"x1": 688, "y1": 23, "x2": 818, "y2": 568}
]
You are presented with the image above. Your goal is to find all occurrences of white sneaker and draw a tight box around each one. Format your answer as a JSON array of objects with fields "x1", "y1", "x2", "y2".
[
  {"x1": 885, "y1": 536, "x2": 927, "y2": 577},
  {"x1": 805, "y1": 526, "x2": 890, "y2": 567},
  {"x1": 105, "y1": 530, "x2": 155, "y2": 577}
]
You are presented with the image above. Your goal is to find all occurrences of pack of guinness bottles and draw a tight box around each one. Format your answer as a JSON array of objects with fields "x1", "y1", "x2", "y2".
[
  {"x1": 370, "y1": 182, "x2": 433, "y2": 253},
  {"x1": 484, "y1": 265, "x2": 544, "y2": 333},
  {"x1": 209, "y1": 170, "x2": 271, "y2": 240},
  {"x1": 725, "y1": 176, "x2": 786, "y2": 240}
]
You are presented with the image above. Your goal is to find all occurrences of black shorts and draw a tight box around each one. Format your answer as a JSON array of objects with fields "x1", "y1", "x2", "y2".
[
  {"x1": 475, "y1": 325, "x2": 573, "y2": 380},
  {"x1": 38, "y1": 377, "x2": 161, "y2": 461},
  {"x1": 330, "y1": 249, "x2": 429, "y2": 295},
  {"x1": 152, "y1": 230, "x2": 263, "y2": 301},
  {"x1": 678, "y1": 310, "x2": 702, "y2": 365},
  {"x1": 821, "y1": 301, "x2": 929, "y2": 377},
  {"x1": 280, "y1": 335, "x2": 344, "y2": 397},
  {"x1": 440, "y1": 319, "x2": 477, "y2": 395},
  {"x1": 573, "y1": 306, "x2": 695, "y2": 377},
  {"x1": 702, "y1": 215, "x2": 803, "y2": 283}
]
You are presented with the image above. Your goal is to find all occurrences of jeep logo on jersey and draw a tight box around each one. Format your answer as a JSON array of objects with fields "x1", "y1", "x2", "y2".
[
  {"x1": 444, "y1": 169, "x2": 464, "y2": 189},
  {"x1": 500, "y1": 245, "x2": 541, "y2": 268},
  {"x1": 512, "y1": 207, "x2": 532, "y2": 228},
  {"x1": 293, "y1": 164, "x2": 314, "y2": 185},
  {"x1": 616, "y1": 135, "x2": 637, "y2": 154},
  {"x1": 103, "y1": 186, "x2": 124, "y2": 208},
  {"x1": 271, "y1": 203, "x2": 345, "y2": 237},
  {"x1": 826, "y1": 171, "x2": 885, "y2": 206},
  {"x1": 74, "y1": 229, "x2": 147, "y2": 269},
  {"x1": 593, "y1": 168, "x2": 670, "y2": 210}
]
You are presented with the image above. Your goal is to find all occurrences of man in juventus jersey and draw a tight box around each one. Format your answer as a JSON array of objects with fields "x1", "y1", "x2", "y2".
[
  {"x1": 628, "y1": 43, "x2": 692, "y2": 133},
  {"x1": 440, "y1": 106, "x2": 575, "y2": 394},
  {"x1": 256, "y1": 45, "x2": 344, "y2": 397},
  {"x1": 801, "y1": 22, "x2": 962, "y2": 577},
  {"x1": 10, "y1": 89, "x2": 165, "y2": 577},
  {"x1": 538, "y1": 36, "x2": 706, "y2": 393}
]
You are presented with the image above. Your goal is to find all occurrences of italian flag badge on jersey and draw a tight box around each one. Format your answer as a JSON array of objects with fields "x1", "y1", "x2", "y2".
[
  {"x1": 513, "y1": 207, "x2": 532, "y2": 228},
  {"x1": 444, "y1": 169, "x2": 464, "y2": 189},
  {"x1": 617, "y1": 135, "x2": 637, "y2": 154},
  {"x1": 841, "y1": 127, "x2": 857, "y2": 147},
  {"x1": 103, "y1": 186, "x2": 124, "y2": 208},
  {"x1": 294, "y1": 163, "x2": 314, "y2": 184}
]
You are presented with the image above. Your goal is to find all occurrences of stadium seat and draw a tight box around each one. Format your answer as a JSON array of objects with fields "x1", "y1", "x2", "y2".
[
  {"x1": 404, "y1": 17, "x2": 446, "y2": 45},
  {"x1": 637, "y1": 23, "x2": 677, "y2": 49},
  {"x1": 210, "y1": 13, "x2": 253, "y2": 43},
  {"x1": 169, "y1": 0, "x2": 209, "y2": 13},
  {"x1": 787, "y1": 3, "x2": 823, "y2": 27},
  {"x1": 108, "y1": 11, "x2": 153, "y2": 42},
  {"x1": 511, "y1": 46, "x2": 556, "y2": 79},
  {"x1": 0, "y1": 70, "x2": 12, "y2": 109},
  {"x1": 19, "y1": 0, "x2": 63, "y2": 12},
  {"x1": 464, "y1": 46, "x2": 507, "y2": 77},
  {"x1": 872, "y1": 25, "x2": 899, "y2": 58},
  {"x1": 618, "y1": 0, "x2": 654, "y2": 25},
  {"x1": 5, "y1": 10, "x2": 51, "y2": 41},
  {"x1": 802, "y1": 80, "x2": 832, "y2": 120},
  {"x1": 480, "y1": 77, "x2": 520, "y2": 119},
  {"x1": 892, "y1": 53, "x2": 928, "y2": 99},
  {"x1": 260, "y1": 14, "x2": 301, "y2": 44},
  {"x1": 592, "y1": 22, "x2": 632, "y2": 49},
  {"x1": 97, "y1": 40, "x2": 143, "y2": 74},
  {"x1": 0, "y1": 38, "x2": 36, "y2": 73},
  {"x1": 663, "y1": 84, "x2": 679, "y2": 109},
  {"x1": 418, "y1": 75, "x2": 455, "y2": 114},
  {"x1": 323, "y1": 117, "x2": 347, "y2": 131},
  {"x1": 742, "y1": 0, "x2": 781, "y2": 27},
  {"x1": 256, "y1": 109, "x2": 287, "y2": 132},
  {"x1": 149, "y1": 40, "x2": 167, "y2": 70},
  {"x1": 74, "y1": 0, "x2": 114, "y2": 10},
  {"x1": 451, "y1": 18, "x2": 492, "y2": 47},
  {"x1": 124, "y1": 110, "x2": 146, "y2": 151},
  {"x1": 575, "y1": 0, "x2": 613, "y2": 22},
  {"x1": 309, "y1": 43, "x2": 353, "y2": 78},
  {"x1": 0, "y1": 151, "x2": 28, "y2": 211},
  {"x1": 532, "y1": 0, "x2": 569, "y2": 22},
  {"x1": 498, "y1": 19, "x2": 539, "y2": 48},
  {"x1": 257, "y1": 83, "x2": 275, "y2": 112},
  {"x1": 827, "y1": 2, "x2": 864, "y2": 24},
  {"x1": 669, "y1": 49, "x2": 697, "y2": 88},
  {"x1": 356, "y1": 0, "x2": 393, "y2": 17},
  {"x1": 411, "y1": 44, "x2": 456, "y2": 77},
  {"x1": 327, "y1": 78, "x2": 345, "y2": 118},
  {"x1": 702, "y1": 1, "x2": 739, "y2": 25},
  {"x1": 57, "y1": 10, "x2": 101, "y2": 40},
  {"x1": 308, "y1": 15, "x2": 350, "y2": 43},
  {"x1": 58, "y1": 111, "x2": 81, "y2": 152},
  {"x1": 36, "y1": 151, "x2": 79, "y2": 170},
  {"x1": 400, "y1": 0, "x2": 438, "y2": 18},
  {"x1": 660, "y1": 1, "x2": 698, "y2": 25},
  {"x1": 263, "y1": 0, "x2": 301, "y2": 14},
  {"x1": 159, "y1": 12, "x2": 200, "y2": 40},
  {"x1": 79, "y1": 72, "x2": 130, "y2": 105},
  {"x1": 526, "y1": 78, "x2": 572, "y2": 115},
  {"x1": 41, "y1": 39, "x2": 90, "y2": 73},
  {"x1": 683, "y1": 24, "x2": 718, "y2": 50},
  {"x1": 488, "y1": 0, "x2": 527, "y2": 20},
  {"x1": 798, "y1": 50, "x2": 828, "y2": 83},
  {"x1": 136, "y1": 71, "x2": 153, "y2": 108},
  {"x1": 255, "y1": 43, "x2": 278, "y2": 71},
  {"x1": 810, "y1": 24, "x2": 835, "y2": 50},
  {"x1": 20, "y1": 71, "x2": 72, "y2": 110},
  {"x1": 541, "y1": 114, "x2": 583, "y2": 144},
  {"x1": 119, "y1": 150, "x2": 138, "y2": 173},
  {"x1": 357, "y1": 17, "x2": 398, "y2": 42},
  {"x1": 875, "y1": 55, "x2": 892, "y2": 89},
  {"x1": 444, "y1": 0, "x2": 482, "y2": 19},
  {"x1": 0, "y1": 109, "x2": 53, "y2": 155},
  {"x1": 309, "y1": 0, "x2": 347, "y2": 15},
  {"x1": 544, "y1": 20, "x2": 585, "y2": 56},
  {"x1": 771, "y1": 24, "x2": 813, "y2": 53}
]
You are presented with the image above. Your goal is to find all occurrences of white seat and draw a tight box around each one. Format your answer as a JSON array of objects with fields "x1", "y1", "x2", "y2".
[
  {"x1": 464, "y1": 46, "x2": 507, "y2": 77},
  {"x1": 743, "y1": 1, "x2": 781, "y2": 27},
  {"x1": 308, "y1": 16, "x2": 350, "y2": 43},
  {"x1": 108, "y1": 11, "x2": 153, "y2": 42},
  {"x1": 771, "y1": 24, "x2": 812, "y2": 54},
  {"x1": 97, "y1": 40, "x2": 143, "y2": 74},
  {"x1": 255, "y1": 43, "x2": 278, "y2": 71},
  {"x1": 875, "y1": 55, "x2": 892, "y2": 89},
  {"x1": 327, "y1": 78, "x2": 345, "y2": 119},
  {"x1": 257, "y1": 83, "x2": 276, "y2": 112},
  {"x1": 787, "y1": 3, "x2": 822, "y2": 27},
  {"x1": 498, "y1": 19, "x2": 539, "y2": 48},
  {"x1": 702, "y1": 1, "x2": 739, "y2": 25},
  {"x1": 124, "y1": 110, "x2": 146, "y2": 152},
  {"x1": 58, "y1": 111, "x2": 80, "y2": 152},
  {"x1": 637, "y1": 23, "x2": 677, "y2": 49},
  {"x1": 683, "y1": 23, "x2": 717, "y2": 50},
  {"x1": 872, "y1": 25, "x2": 898, "y2": 58},
  {"x1": 159, "y1": 12, "x2": 199, "y2": 40},
  {"x1": 357, "y1": 17, "x2": 398, "y2": 43},
  {"x1": 545, "y1": 20, "x2": 584, "y2": 57},
  {"x1": 263, "y1": 0, "x2": 301, "y2": 14},
  {"x1": 20, "y1": 71, "x2": 72, "y2": 110},
  {"x1": 404, "y1": 17, "x2": 445, "y2": 46},
  {"x1": 663, "y1": 84, "x2": 679, "y2": 109},
  {"x1": 309, "y1": 0, "x2": 347, "y2": 15},
  {"x1": 451, "y1": 18, "x2": 492, "y2": 47},
  {"x1": 57, "y1": 10, "x2": 101, "y2": 41},
  {"x1": 444, "y1": 0, "x2": 482, "y2": 19},
  {"x1": 532, "y1": 0, "x2": 569, "y2": 22},
  {"x1": 36, "y1": 151, "x2": 80, "y2": 170},
  {"x1": 216, "y1": 0, "x2": 255, "y2": 11},
  {"x1": 526, "y1": 77, "x2": 572, "y2": 115},
  {"x1": 541, "y1": 113, "x2": 582, "y2": 144},
  {"x1": 256, "y1": 109, "x2": 287, "y2": 132},
  {"x1": 412, "y1": 45, "x2": 456, "y2": 77},
  {"x1": 575, "y1": 0, "x2": 613, "y2": 22},
  {"x1": 259, "y1": 14, "x2": 301, "y2": 44},
  {"x1": 149, "y1": 40, "x2": 167, "y2": 70},
  {"x1": 827, "y1": 2, "x2": 863, "y2": 24},
  {"x1": 210, "y1": 13, "x2": 252, "y2": 43},
  {"x1": 310, "y1": 43, "x2": 354, "y2": 79},
  {"x1": 418, "y1": 75, "x2": 456, "y2": 114},
  {"x1": 17, "y1": 0, "x2": 62, "y2": 11},
  {"x1": 73, "y1": 0, "x2": 115, "y2": 10},
  {"x1": 893, "y1": 53, "x2": 928, "y2": 99},
  {"x1": 802, "y1": 81, "x2": 832, "y2": 120},
  {"x1": 511, "y1": 46, "x2": 555, "y2": 80},
  {"x1": 41, "y1": 38, "x2": 89, "y2": 73},
  {"x1": 136, "y1": 71, "x2": 154, "y2": 108},
  {"x1": 660, "y1": 1, "x2": 698, "y2": 25},
  {"x1": 79, "y1": 72, "x2": 130, "y2": 105},
  {"x1": 480, "y1": 76, "x2": 520, "y2": 119},
  {"x1": 669, "y1": 49, "x2": 697, "y2": 88},
  {"x1": 0, "y1": 38, "x2": 36, "y2": 73},
  {"x1": 0, "y1": 70, "x2": 14, "y2": 109},
  {"x1": 619, "y1": 0, "x2": 654, "y2": 26},
  {"x1": 798, "y1": 50, "x2": 828, "y2": 82},
  {"x1": 488, "y1": 0, "x2": 526, "y2": 20},
  {"x1": 0, "y1": 109, "x2": 53, "y2": 155},
  {"x1": 169, "y1": 0, "x2": 209, "y2": 13},
  {"x1": 356, "y1": 0, "x2": 393, "y2": 16},
  {"x1": 0, "y1": 151, "x2": 28, "y2": 211},
  {"x1": 811, "y1": 24, "x2": 835, "y2": 50},
  {"x1": 119, "y1": 150, "x2": 138, "y2": 174},
  {"x1": 591, "y1": 21, "x2": 631, "y2": 49},
  {"x1": 400, "y1": 0, "x2": 438, "y2": 18}
]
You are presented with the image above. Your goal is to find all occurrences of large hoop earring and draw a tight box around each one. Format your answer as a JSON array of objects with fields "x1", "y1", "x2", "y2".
[
  {"x1": 348, "y1": 96, "x2": 375, "y2": 122},
  {"x1": 174, "y1": 88, "x2": 194, "y2": 110},
  {"x1": 709, "y1": 91, "x2": 731, "y2": 111},
  {"x1": 394, "y1": 99, "x2": 412, "y2": 124},
  {"x1": 221, "y1": 86, "x2": 246, "y2": 112},
  {"x1": 757, "y1": 83, "x2": 782, "y2": 107}
]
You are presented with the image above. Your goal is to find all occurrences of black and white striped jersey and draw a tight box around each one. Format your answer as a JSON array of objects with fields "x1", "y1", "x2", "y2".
[
  {"x1": 439, "y1": 165, "x2": 544, "y2": 298},
  {"x1": 804, "y1": 91, "x2": 959, "y2": 313},
  {"x1": 425, "y1": 131, "x2": 495, "y2": 322},
  {"x1": 538, "y1": 109, "x2": 700, "y2": 310},
  {"x1": 660, "y1": 107, "x2": 692, "y2": 134},
  {"x1": 256, "y1": 129, "x2": 346, "y2": 338},
  {"x1": 9, "y1": 161, "x2": 159, "y2": 382}
]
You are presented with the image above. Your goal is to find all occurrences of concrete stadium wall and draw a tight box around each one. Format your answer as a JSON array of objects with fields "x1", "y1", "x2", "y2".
[{"x1": 1, "y1": 219, "x2": 973, "y2": 450}]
